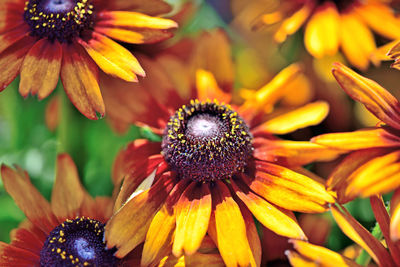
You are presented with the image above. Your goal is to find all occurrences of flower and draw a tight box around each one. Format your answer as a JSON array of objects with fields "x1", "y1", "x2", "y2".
[
  {"x1": 252, "y1": 0, "x2": 400, "y2": 70},
  {"x1": 103, "y1": 65, "x2": 340, "y2": 267},
  {"x1": 0, "y1": 0, "x2": 177, "y2": 119},
  {"x1": 286, "y1": 197, "x2": 400, "y2": 267},
  {"x1": 312, "y1": 62, "x2": 400, "y2": 203},
  {"x1": 0, "y1": 154, "x2": 139, "y2": 266}
]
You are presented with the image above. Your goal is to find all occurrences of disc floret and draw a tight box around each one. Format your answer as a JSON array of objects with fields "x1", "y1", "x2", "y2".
[{"x1": 162, "y1": 99, "x2": 253, "y2": 182}]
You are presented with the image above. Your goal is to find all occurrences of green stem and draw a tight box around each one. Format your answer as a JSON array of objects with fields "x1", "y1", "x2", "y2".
[
  {"x1": 355, "y1": 222, "x2": 383, "y2": 266},
  {"x1": 57, "y1": 83, "x2": 70, "y2": 153}
]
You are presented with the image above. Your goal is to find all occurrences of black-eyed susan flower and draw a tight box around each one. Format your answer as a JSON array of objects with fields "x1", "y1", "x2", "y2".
[
  {"x1": 287, "y1": 198, "x2": 400, "y2": 267},
  {"x1": 103, "y1": 66, "x2": 341, "y2": 267},
  {"x1": 253, "y1": 0, "x2": 400, "y2": 70},
  {"x1": 312, "y1": 62, "x2": 400, "y2": 203},
  {"x1": 0, "y1": 154, "x2": 140, "y2": 266},
  {"x1": 0, "y1": 0, "x2": 177, "y2": 119}
]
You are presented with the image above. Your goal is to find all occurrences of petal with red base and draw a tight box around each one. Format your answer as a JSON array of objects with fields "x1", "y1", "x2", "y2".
[
  {"x1": 61, "y1": 43, "x2": 104, "y2": 120},
  {"x1": 332, "y1": 62, "x2": 400, "y2": 129},
  {"x1": 105, "y1": 173, "x2": 175, "y2": 258},
  {"x1": 196, "y1": 69, "x2": 231, "y2": 103},
  {"x1": 0, "y1": 25, "x2": 29, "y2": 54},
  {"x1": 245, "y1": 161, "x2": 334, "y2": 213},
  {"x1": 51, "y1": 154, "x2": 86, "y2": 220},
  {"x1": 0, "y1": 36, "x2": 35, "y2": 92},
  {"x1": 0, "y1": 242, "x2": 40, "y2": 265},
  {"x1": 19, "y1": 38, "x2": 62, "y2": 99},
  {"x1": 173, "y1": 182, "x2": 212, "y2": 257},
  {"x1": 208, "y1": 180, "x2": 252, "y2": 267},
  {"x1": 0, "y1": 165, "x2": 58, "y2": 234},
  {"x1": 109, "y1": 0, "x2": 172, "y2": 16}
]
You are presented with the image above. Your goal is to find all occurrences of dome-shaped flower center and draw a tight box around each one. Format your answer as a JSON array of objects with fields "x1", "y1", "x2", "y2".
[
  {"x1": 40, "y1": 217, "x2": 119, "y2": 267},
  {"x1": 318, "y1": 0, "x2": 358, "y2": 11},
  {"x1": 162, "y1": 99, "x2": 253, "y2": 182},
  {"x1": 23, "y1": 0, "x2": 95, "y2": 43}
]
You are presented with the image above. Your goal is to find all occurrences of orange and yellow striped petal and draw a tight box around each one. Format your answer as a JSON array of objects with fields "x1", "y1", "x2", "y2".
[
  {"x1": 50, "y1": 154, "x2": 85, "y2": 220},
  {"x1": 391, "y1": 188, "x2": 400, "y2": 241},
  {"x1": 19, "y1": 38, "x2": 62, "y2": 99},
  {"x1": 208, "y1": 180, "x2": 252, "y2": 267},
  {"x1": 110, "y1": 0, "x2": 172, "y2": 16},
  {"x1": 245, "y1": 162, "x2": 334, "y2": 213},
  {"x1": 60, "y1": 43, "x2": 104, "y2": 120},
  {"x1": 344, "y1": 150, "x2": 400, "y2": 198},
  {"x1": 252, "y1": 101, "x2": 329, "y2": 135},
  {"x1": 253, "y1": 138, "x2": 346, "y2": 166},
  {"x1": 97, "y1": 11, "x2": 178, "y2": 29},
  {"x1": 232, "y1": 179, "x2": 306, "y2": 240},
  {"x1": 0, "y1": 165, "x2": 58, "y2": 234},
  {"x1": 0, "y1": 36, "x2": 35, "y2": 92},
  {"x1": 142, "y1": 179, "x2": 190, "y2": 267},
  {"x1": 312, "y1": 128, "x2": 400, "y2": 150},
  {"x1": 289, "y1": 239, "x2": 362, "y2": 267},
  {"x1": 331, "y1": 205, "x2": 396, "y2": 267},
  {"x1": 339, "y1": 13, "x2": 375, "y2": 70},
  {"x1": 304, "y1": 2, "x2": 339, "y2": 58},
  {"x1": 78, "y1": 32, "x2": 144, "y2": 81},
  {"x1": 332, "y1": 62, "x2": 400, "y2": 129},
  {"x1": 105, "y1": 173, "x2": 175, "y2": 258},
  {"x1": 196, "y1": 69, "x2": 231, "y2": 103},
  {"x1": 173, "y1": 182, "x2": 212, "y2": 257},
  {"x1": 238, "y1": 203, "x2": 261, "y2": 267}
]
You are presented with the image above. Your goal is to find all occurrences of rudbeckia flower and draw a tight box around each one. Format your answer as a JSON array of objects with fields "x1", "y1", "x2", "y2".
[
  {"x1": 253, "y1": 0, "x2": 400, "y2": 70},
  {"x1": 0, "y1": 0, "x2": 177, "y2": 119},
  {"x1": 312, "y1": 62, "x2": 400, "y2": 203},
  {"x1": 287, "y1": 197, "x2": 400, "y2": 267},
  {"x1": 0, "y1": 154, "x2": 139, "y2": 266},
  {"x1": 103, "y1": 66, "x2": 340, "y2": 267}
]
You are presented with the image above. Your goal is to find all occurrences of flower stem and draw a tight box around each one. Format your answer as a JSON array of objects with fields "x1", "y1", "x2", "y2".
[{"x1": 355, "y1": 221, "x2": 383, "y2": 266}]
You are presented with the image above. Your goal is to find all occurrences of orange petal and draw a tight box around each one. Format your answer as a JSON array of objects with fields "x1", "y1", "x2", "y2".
[
  {"x1": 252, "y1": 101, "x2": 329, "y2": 135},
  {"x1": 345, "y1": 150, "x2": 400, "y2": 198},
  {"x1": 97, "y1": 11, "x2": 178, "y2": 29},
  {"x1": 311, "y1": 128, "x2": 400, "y2": 150},
  {"x1": 0, "y1": 25, "x2": 29, "y2": 54},
  {"x1": 371, "y1": 40, "x2": 397, "y2": 65},
  {"x1": 289, "y1": 239, "x2": 362, "y2": 267},
  {"x1": 304, "y1": 2, "x2": 339, "y2": 58},
  {"x1": 274, "y1": 1, "x2": 314, "y2": 43},
  {"x1": 355, "y1": 3, "x2": 400, "y2": 40},
  {"x1": 246, "y1": 162, "x2": 334, "y2": 213},
  {"x1": 253, "y1": 138, "x2": 346, "y2": 166},
  {"x1": 196, "y1": 69, "x2": 231, "y2": 103},
  {"x1": 0, "y1": 36, "x2": 35, "y2": 92},
  {"x1": 331, "y1": 205, "x2": 396, "y2": 267},
  {"x1": 0, "y1": 165, "x2": 58, "y2": 234},
  {"x1": 232, "y1": 179, "x2": 306, "y2": 240},
  {"x1": 141, "y1": 179, "x2": 190, "y2": 267},
  {"x1": 339, "y1": 12, "x2": 375, "y2": 70},
  {"x1": 391, "y1": 188, "x2": 400, "y2": 241},
  {"x1": 370, "y1": 196, "x2": 400, "y2": 266},
  {"x1": 19, "y1": 38, "x2": 62, "y2": 99},
  {"x1": 51, "y1": 154, "x2": 86, "y2": 220},
  {"x1": 78, "y1": 32, "x2": 145, "y2": 81},
  {"x1": 109, "y1": 0, "x2": 172, "y2": 16},
  {"x1": 105, "y1": 173, "x2": 175, "y2": 258},
  {"x1": 60, "y1": 43, "x2": 104, "y2": 120},
  {"x1": 327, "y1": 148, "x2": 389, "y2": 204},
  {"x1": 185, "y1": 253, "x2": 225, "y2": 267},
  {"x1": 332, "y1": 62, "x2": 400, "y2": 129},
  {"x1": 9, "y1": 221, "x2": 45, "y2": 255},
  {"x1": 285, "y1": 250, "x2": 318, "y2": 266},
  {"x1": 0, "y1": 242, "x2": 40, "y2": 265},
  {"x1": 173, "y1": 182, "x2": 212, "y2": 257},
  {"x1": 208, "y1": 180, "x2": 252, "y2": 267},
  {"x1": 45, "y1": 94, "x2": 60, "y2": 132}
]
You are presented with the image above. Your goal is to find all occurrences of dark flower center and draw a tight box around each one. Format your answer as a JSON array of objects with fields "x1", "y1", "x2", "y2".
[
  {"x1": 162, "y1": 99, "x2": 253, "y2": 182},
  {"x1": 317, "y1": 0, "x2": 358, "y2": 11},
  {"x1": 40, "y1": 217, "x2": 119, "y2": 267},
  {"x1": 23, "y1": 0, "x2": 95, "y2": 43}
]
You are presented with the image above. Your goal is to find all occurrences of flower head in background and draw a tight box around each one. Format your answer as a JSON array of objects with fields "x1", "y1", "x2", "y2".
[
  {"x1": 0, "y1": 0, "x2": 177, "y2": 119},
  {"x1": 103, "y1": 64, "x2": 341, "y2": 267},
  {"x1": 252, "y1": 0, "x2": 400, "y2": 70},
  {"x1": 0, "y1": 154, "x2": 139, "y2": 266},
  {"x1": 287, "y1": 195, "x2": 400, "y2": 267},
  {"x1": 312, "y1": 62, "x2": 400, "y2": 203}
]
